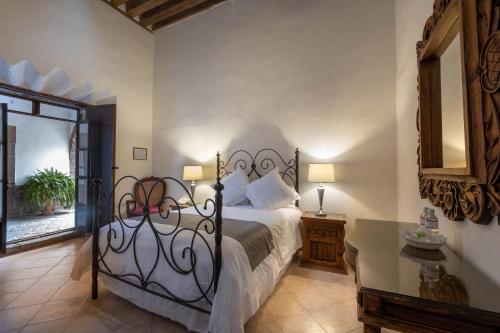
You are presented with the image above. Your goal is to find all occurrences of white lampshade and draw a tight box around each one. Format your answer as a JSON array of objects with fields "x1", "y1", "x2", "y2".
[
  {"x1": 183, "y1": 166, "x2": 203, "y2": 181},
  {"x1": 308, "y1": 164, "x2": 335, "y2": 183}
]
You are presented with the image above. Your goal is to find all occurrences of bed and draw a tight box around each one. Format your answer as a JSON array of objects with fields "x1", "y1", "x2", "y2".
[{"x1": 71, "y1": 148, "x2": 301, "y2": 333}]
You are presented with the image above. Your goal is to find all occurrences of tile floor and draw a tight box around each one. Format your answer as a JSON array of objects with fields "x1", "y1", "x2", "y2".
[{"x1": 0, "y1": 237, "x2": 397, "y2": 333}]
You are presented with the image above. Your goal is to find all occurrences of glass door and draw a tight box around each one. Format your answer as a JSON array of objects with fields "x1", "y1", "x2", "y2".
[
  {"x1": 87, "y1": 105, "x2": 116, "y2": 227},
  {"x1": 76, "y1": 119, "x2": 90, "y2": 233},
  {"x1": 0, "y1": 104, "x2": 7, "y2": 254}
]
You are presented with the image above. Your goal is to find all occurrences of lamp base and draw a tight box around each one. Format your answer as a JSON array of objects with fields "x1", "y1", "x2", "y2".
[
  {"x1": 315, "y1": 209, "x2": 327, "y2": 217},
  {"x1": 315, "y1": 185, "x2": 327, "y2": 217},
  {"x1": 190, "y1": 181, "x2": 196, "y2": 202}
]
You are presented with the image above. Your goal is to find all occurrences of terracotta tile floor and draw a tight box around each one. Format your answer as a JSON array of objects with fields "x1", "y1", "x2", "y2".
[{"x1": 0, "y1": 238, "x2": 398, "y2": 333}]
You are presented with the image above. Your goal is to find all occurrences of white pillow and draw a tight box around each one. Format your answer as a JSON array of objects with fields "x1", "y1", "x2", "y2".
[
  {"x1": 245, "y1": 168, "x2": 298, "y2": 210},
  {"x1": 288, "y1": 185, "x2": 301, "y2": 206},
  {"x1": 221, "y1": 168, "x2": 249, "y2": 206}
]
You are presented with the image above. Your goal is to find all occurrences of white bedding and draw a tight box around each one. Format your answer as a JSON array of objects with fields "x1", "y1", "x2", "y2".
[{"x1": 72, "y1": 205, "x2": 302, "y2": 333}]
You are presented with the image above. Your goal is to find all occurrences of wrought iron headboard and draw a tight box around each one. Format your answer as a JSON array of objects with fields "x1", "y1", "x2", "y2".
[{"x1": 217, "y1": 148, "x2": 300, "y2": 205}]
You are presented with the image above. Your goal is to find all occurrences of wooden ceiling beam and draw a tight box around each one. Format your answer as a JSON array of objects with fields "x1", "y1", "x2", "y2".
[
  {"x1": 125, "y1": 0, "x2": 169, "y2": 18},
  {"x1": 139, "y1": 0, "x2": 183, "y2": 23},
  {"x1": 111, "y1": 0, "x2": 133, "y2": 7},
  {"x1": 104, "y1": 0, "x2": 227, "y2": 32},
  {"x1": 102, "y1": 0, "x2": 152, "y2": 33},
  {"x1": 152, "y1": 0, "x2": 226, "y2": 30},
  {"x1": 142, "y1": 0, "x2": 225, "y2": 27}
]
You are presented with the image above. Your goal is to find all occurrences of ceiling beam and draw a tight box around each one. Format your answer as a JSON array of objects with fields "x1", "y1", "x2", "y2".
[
  {"x1": 102, "y1": 0, "x2": 152, "y2": 33},
  {"x1": 111, "y1": 0, "x2": 133, "y2": 6},
  {"x1": 104, "y1": 0, "x2": 227, "y2": 32},
  {"x1": 142, "y1": 0, "x2": 225, "y2": 27},
  {"x1": 125, "y1": 0, "x2": 169, "y2": 18},
  {"x1": 152, "y1": 0, "x2": 226, "y2": 31},
  {"x1": 139, "y1": 0, "x2": 183, "y2": 23}
]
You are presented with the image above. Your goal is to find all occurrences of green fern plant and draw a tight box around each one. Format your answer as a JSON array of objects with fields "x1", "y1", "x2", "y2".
[{"x1": 23, "y1": 168, "x2": 75, "y2": 215}]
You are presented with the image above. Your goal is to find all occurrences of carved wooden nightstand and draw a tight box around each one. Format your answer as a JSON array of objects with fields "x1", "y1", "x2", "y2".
[{"x1": 300, "y1": 212, "x2": 347, "y2": 274}]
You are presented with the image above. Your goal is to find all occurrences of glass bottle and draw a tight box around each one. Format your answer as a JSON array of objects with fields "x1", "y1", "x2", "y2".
[
  {"x1": 425, "y1": 209, "x2": 439, "y2": 235},
  {"x1": 420, "y1": 207, "x2": 429, "y2": 226}
]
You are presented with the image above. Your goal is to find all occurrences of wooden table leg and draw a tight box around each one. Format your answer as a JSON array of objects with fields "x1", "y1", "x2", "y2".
[{"x1": 364, "y1": 323, "x2": 381, "y2": 333}]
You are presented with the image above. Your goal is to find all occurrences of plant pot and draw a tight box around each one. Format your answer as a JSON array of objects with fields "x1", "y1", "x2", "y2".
[{"x1": 42, "y1": 204, "x2": 55, "y2": 215}]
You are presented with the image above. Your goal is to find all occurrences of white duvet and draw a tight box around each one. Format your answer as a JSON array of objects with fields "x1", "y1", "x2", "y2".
[{"x1": 72, "y1": 205, "x2": 302, "y2": 333}]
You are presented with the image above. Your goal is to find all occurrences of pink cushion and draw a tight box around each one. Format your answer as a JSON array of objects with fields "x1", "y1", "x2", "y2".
[{"x1": 130, "y1": 205, "x2": 160, "y2": 216}]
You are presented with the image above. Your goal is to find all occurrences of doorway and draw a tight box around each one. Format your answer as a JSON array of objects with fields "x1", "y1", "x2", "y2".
[
  {"x1": 0, "y1": 85, "x2": 116, "y2": 253},
  {"x1": 0, "y1": 95, "x2": 80, "y2": 244}
]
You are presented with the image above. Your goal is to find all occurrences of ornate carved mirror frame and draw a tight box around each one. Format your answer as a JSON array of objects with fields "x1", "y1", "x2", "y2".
[{"x1": 417, "y1": 0, "x2": 499, "y2": 224}]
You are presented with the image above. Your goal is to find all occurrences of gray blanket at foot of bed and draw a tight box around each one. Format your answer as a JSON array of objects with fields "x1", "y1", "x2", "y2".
[{"x1": 133, "y1": 212, "x2": 274, "y2": 270}]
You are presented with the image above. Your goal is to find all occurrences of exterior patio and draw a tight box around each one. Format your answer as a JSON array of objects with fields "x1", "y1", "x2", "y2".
[{"x1": 7, "y1": 210, "x2": 75, "y2": 242}]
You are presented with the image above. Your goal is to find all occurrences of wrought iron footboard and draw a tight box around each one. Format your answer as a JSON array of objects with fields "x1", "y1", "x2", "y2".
[
  {"x1": 90, "y1": 148, "x2": 298, "y2": 316},
  {"x1": 91, "y1": 161, "x2": 224, "y2": 315}
]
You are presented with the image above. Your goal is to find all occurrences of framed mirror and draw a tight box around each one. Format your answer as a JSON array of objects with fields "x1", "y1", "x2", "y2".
[{"x1": 417, "y1": 0, "x2": 500, "y2": 224}]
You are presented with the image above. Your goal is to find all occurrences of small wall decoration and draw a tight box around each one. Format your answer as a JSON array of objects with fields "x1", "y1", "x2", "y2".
[{"x1": 133, "y1": 147, "x2": 147, "y2": 161}]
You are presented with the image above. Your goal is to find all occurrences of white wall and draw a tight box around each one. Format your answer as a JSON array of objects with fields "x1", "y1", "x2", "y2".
[
  {"x1": 395, "y1": 0, "x2": 500, "y2": 285},
  {"x1": 153, "y1": 0, "x2": 398, "y2": 230},
  {"x1": 9, "y1": 113, "x2": 73, "y2": 185},
  {"x1": 0, "y1": 0, "x2": 154, "y2": 181}
]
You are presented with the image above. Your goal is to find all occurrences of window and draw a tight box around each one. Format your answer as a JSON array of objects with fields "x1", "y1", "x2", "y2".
[
  {"x1": 40, "y1": 103, "x2": 78, "y2": 121},
  {"x1": 0, "y1": 95, "x2": 32, "y2": 113}
]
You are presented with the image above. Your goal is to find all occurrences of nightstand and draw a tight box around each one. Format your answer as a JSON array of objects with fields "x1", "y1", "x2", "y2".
[{"x1": 300, "y1": 211, "x2": 347, "y2": 274}]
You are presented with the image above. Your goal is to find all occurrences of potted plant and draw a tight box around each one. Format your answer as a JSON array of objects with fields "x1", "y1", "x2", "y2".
[{"x1": 23, "y1": 168, "x2": 75, "y2": 215}]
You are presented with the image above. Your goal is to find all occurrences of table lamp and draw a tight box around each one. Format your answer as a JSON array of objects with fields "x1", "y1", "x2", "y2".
[
  {"x1": 308, "y1": 163, "x2": 335, "y2": 217},
  {"x1": 183, "y1": 165, "x2": 203, "y2": 198}
]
